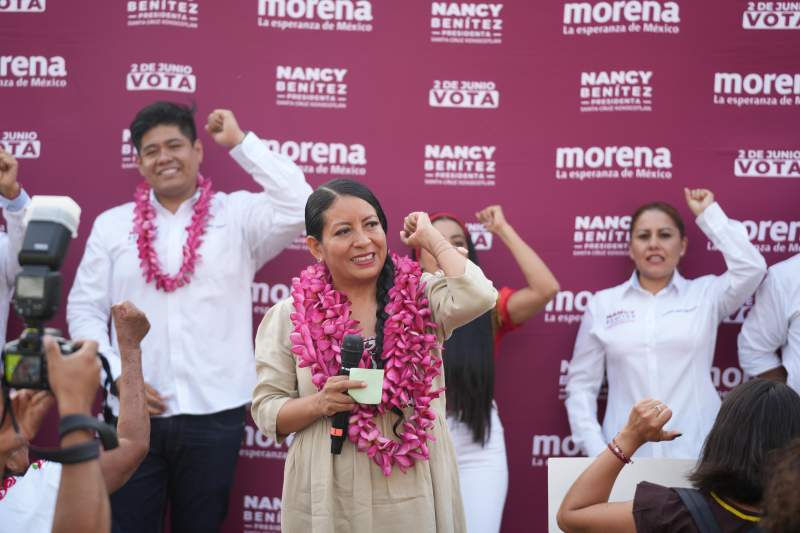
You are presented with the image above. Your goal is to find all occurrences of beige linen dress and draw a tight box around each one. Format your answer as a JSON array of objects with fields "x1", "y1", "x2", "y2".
[{"x1": 252, "y1": 260, "x2": 497, "y2": 533}]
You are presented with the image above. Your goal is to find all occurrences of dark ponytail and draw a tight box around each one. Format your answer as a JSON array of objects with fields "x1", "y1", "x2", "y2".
[
  {"x1": 413, "y1": 214, "x2": 496, "y2": 445},
  {"x1": 442, "y1": 312, "x2": 495, "y2": 445}
]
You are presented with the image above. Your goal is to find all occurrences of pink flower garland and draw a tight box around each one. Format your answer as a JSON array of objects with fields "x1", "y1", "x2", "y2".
[
  {"x1": 289, "y1": 254, "x2": 444, "y2": 476},
  {"x1": 0, "y1": 475, "x2": 16, "y2": 501},
  {"x1": 133, "y1": 175, "x2": 213, "y2": 292}
]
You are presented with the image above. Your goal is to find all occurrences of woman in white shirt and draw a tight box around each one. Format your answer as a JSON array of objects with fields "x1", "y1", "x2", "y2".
[{"x1": 565, "y1": 188, "x2": 767, "y2": 459}]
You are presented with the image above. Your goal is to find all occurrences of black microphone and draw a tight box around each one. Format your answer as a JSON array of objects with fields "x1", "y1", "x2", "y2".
[{"x1": 331, "y1": 334, "x2": 363, "y2": 455}]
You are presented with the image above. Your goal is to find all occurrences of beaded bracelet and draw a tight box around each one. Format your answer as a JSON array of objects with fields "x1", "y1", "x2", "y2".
[{"x1": 608, "y1": 437, "x2": 633, "y2": 465}]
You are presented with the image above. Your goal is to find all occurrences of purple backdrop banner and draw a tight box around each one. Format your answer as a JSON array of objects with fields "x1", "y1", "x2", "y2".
[{"x1": 1, "y1": 1, "x2": 799, "y2": 531}]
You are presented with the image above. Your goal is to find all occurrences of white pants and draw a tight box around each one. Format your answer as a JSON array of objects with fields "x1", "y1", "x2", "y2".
[{"x1": 447, "y1": 405, "x2": 509, "y2": 533}]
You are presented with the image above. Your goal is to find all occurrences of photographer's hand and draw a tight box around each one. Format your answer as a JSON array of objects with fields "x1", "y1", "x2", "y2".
[
  {"x1": 1, "y1": 390, "x2": 53, "y2": 474},
  {"x1": 16, "y1": 389, "x2": 54, "y2": 441},
  {"x1": 45, "y1": 337, "x2": 100, "y2": 417},
  {"x1": 45, "y1": 337, "x2": 111, "y2": 533},
  {"x1": 0, "y1": 390, "x2": 36, "y2": 466}
]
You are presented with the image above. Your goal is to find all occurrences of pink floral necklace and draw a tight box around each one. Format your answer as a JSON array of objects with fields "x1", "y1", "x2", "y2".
[
  {"x1": 290, "y1": 254, "x2": 444, "y2": 476},
  {"x1": 133, "y1": 175, "x2": 213, "y2": 292},
  {"x1": 0, "y1": 475, "x2": 16, "y2": 501}
]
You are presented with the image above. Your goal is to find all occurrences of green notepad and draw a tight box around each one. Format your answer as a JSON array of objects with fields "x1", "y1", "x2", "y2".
[{"x1": 348, "y1": 368, "x2": 384, "y2": 405}]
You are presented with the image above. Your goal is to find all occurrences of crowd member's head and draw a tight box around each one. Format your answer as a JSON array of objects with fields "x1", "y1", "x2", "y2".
[
  {"x1": 762, "y1": 439, "x2": 800, "y2": 532},
  {"x1": 628, "y1": 201, "x2": 687, "y2": 287},
  {"x1": 304, "y1": 178, "x2": 392, "y2": 351},
  {"x1": 130, "y1": 101, "x2": 202, "y2": 203},
  {"x1": 689, "y1": 379, "x2": 800, "y2": 505}
]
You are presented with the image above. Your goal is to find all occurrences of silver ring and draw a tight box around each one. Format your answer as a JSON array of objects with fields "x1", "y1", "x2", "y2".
[{"x1": 654, "y1": 404, "x2": 663, "y2": 415}]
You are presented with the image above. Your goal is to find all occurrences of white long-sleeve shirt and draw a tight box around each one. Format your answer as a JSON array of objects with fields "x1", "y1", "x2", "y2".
[
  {"x1": 738, "y1": 254, "x2": 800, "y2": 392},
  {"x1": 67, "y1": 133, "x2": 312, "y2": 416},
  {"x1": 0, "y1": 190, "x2": 30, "y2": 344},
  {"x1": 565, "y1": 203, "x2": 767, "y2": 459}
]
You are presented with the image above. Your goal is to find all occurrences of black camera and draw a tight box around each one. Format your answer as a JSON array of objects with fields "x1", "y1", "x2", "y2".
[{"x1": 2, "y1": 196, "x2": 81, "y2": 390}]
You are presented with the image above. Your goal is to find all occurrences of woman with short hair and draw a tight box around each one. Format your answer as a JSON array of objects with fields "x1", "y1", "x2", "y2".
[{"x1": 565, "y1": 188, "x2": 767, "y2": 459}]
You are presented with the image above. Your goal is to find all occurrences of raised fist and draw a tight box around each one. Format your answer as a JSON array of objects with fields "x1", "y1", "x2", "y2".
[
  {"x1": 112, "y1": 301, "x2": 151, "y2": 349},
  {"x1": 400, "y1": 211, "x2": 436, "y2": 250},
  {"x1": 0, "y1": 147, "x2": 21, "y2": 200},
  {"x1": 205, "y1": 109, "x2": 246, "y2": 149},
  {"x1": 684, "y1": 188, "x2": 715, "y2": 217},
  {"x1": 621, "y1": 399, "x2": 681, "y2": 447},
  {"x1": 476, "y1": 205, "x2": 508, "y2": 234}
]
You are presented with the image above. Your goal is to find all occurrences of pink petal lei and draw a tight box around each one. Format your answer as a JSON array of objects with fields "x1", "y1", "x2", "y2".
[
  {"x1": 133, "y1": 175, "x2": 213, "y2": 292},
  {"x1": 0, "y1": 475, "x2": 16, "y2": 501},
  {"x1": 290, "y1": 254, "x2": 444, "y2": 476}
]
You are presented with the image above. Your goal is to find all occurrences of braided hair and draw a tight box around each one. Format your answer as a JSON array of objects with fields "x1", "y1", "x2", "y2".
[{"x1": 304, "y1": 179, "x2": 394, "y2": 360}]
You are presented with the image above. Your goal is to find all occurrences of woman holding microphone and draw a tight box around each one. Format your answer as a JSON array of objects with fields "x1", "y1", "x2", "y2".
[{"x1": 251, "y1": 179, "x2": 497, "y2": 533}]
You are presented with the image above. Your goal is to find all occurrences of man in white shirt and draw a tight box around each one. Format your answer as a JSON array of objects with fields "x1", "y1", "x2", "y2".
[
  {"x1": 0, "y1": 147, "x2": 32, "y2": 345},
  {"x1": 67, "y1": 101, "x2": 312, "y2": 532},
  {"x1": 738, "y1": 254, "x2": 800, "y2": 392}
]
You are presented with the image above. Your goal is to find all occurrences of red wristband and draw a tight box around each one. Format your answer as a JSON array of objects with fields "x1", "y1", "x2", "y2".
[{"x1": 608, "y1": 437, "x2": 633, "y2": 465}]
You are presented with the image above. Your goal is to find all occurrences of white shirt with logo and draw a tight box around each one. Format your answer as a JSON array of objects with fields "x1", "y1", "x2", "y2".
[
  {"x1": 0, "y1": 461, "x2": 61, "y2": 532},
  {"x1": 738, "y1": 253, "x2": 800, "y2": 392},
  {"x1": 565, "y1": 203, "x2": 767, "y2": 459},
  {"x1": 66, "y1": 133, "x2": 312, "y2": 416}
]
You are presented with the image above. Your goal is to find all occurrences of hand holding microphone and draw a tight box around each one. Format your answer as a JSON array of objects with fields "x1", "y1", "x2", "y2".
[
  {"x1": 328, "y1": 334, "x2": 365, "y2": 455},
  {"x1": 315, "y1": 376, "x2": 364, "y2": 418}
]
